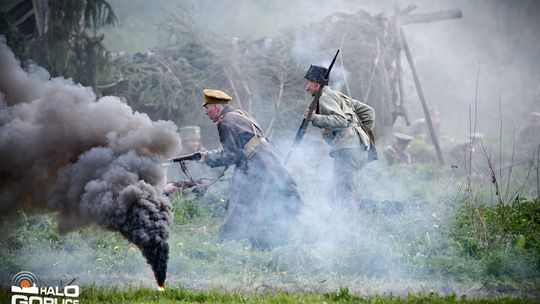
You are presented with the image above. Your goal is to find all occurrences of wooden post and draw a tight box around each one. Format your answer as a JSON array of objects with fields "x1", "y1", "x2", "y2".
[
  {"x1": 400, "y1": 8, "x2": 463, "y2": 25},
  {"x1": 401, "y1": 28, "x2": 445, "y2": 165},
  {"x1": 393, "y1": 4, "x2": 410, "y2": 126}
]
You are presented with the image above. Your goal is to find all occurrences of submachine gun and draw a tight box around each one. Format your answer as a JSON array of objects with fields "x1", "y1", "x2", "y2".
[{"x1": 283, "y1": 49, "x2": 340, "y2": 165}]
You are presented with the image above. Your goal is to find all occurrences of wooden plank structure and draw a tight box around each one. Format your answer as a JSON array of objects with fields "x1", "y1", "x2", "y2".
[{"x1": 386, "y1": 5, "x2": 463, "y2": 165}]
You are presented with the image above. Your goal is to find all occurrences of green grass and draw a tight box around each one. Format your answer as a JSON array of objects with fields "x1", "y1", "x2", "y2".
[
  {"x1": 1, "y1": 157, "x2": 539, "y2": 301},
  {"x1": 0, "y1": 286, "x2": 534, "y2": 303}
]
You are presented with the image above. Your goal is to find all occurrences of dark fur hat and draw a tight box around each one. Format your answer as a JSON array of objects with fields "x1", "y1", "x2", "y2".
[{"x1": 304, "y1": 65, "x2": 328, "y2": 85}]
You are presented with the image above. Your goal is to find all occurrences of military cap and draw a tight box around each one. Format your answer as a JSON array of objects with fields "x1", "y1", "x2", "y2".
[
  {"x1": 304, "y1": 65, "x2": 328, "y2": 85},
  {"x1": 202, "y1": 89, "x2": 232, "y2": 106},
  {"x1": 394, "y1": 132, "x2": 414, "y2": 143},
  {"x1": 180, "y1": 126, "x2": 201, "y2": 139}
]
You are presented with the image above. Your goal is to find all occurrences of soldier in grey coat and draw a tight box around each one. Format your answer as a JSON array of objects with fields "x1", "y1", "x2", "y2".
[
  {"x1": 303, "y1": 65, "x2": 375, "y2": 208},
  {"x1": 198, "y1": 89, "x2": 303, "y2": 249}
]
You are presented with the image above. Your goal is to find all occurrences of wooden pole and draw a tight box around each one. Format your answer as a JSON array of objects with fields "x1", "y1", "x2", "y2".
[
  {"x1": 400, "y1": 8, "x2": 463, "y2": 25},
  {"x1": 393, "y1": 4, "x2": 410, "y2": 126},
  {"x1": 401, "y1": 28, "x2": 445, "y2": 165}
]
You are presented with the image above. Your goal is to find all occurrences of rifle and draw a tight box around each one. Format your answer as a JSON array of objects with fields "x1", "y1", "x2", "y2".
[
  {"x1": 166, "y1": 152, "x2": 229, "y2": 197},
  {"x1": 169, "y1": 152, "x2": 201, "y2": 162},
  {"x1": 168, "y1": 152, "x2": 202, "y2": 183},
  {"x1": 283, "y1": 49, "x2": 340, "y2": 165}
]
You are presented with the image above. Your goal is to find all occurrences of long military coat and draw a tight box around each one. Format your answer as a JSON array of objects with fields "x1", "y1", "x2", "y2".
[{"x1": 205, "y1": 105, "x2": 303, "y2": 245}]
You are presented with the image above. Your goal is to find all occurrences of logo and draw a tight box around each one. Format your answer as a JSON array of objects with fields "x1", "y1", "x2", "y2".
[
  {"x1": 11, "y1": 271, "x2": 39, "y2": 294},
  {"x1": 10, "y1": 271, "x2": 81, "y2": 304}
]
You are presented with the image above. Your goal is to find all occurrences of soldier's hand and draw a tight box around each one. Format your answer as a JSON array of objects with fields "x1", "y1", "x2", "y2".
[
  {"x1": 198, "y1": 151, "x2": 207, "y2": 162},
  {"x1": 303, "y1": 107, "x2": 314, "y2": 121},
  {"x1": 163, "y1": 183, "x2": 178, "y2": 196}
]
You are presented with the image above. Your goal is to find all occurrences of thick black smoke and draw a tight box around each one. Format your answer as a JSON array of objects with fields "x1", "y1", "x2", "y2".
[{"x1": 0, "y1": 36, "x2": 181, "y2": 286}]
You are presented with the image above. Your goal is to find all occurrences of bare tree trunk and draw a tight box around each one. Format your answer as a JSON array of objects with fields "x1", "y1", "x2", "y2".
[
  {"x1": 242, "y1": 81, "x2": 253, "y2": 112},
  {"x1": 363, "y1": 38, "x2": 380, "y2": 102},
  {"x1": 377, "y1": 43, "x2": 393, "y2": 136},
  {"x1": 339, "y1": 32, "x2": 352, "y2": 97},
  {"x1": 266, "y1": 68, "x2": 287, "y2": 138},
  {"x1": 32, "y1": 0, "x2": 50, "y2": 36},
  {"x1": 223, "y1": 67, "x2": 244, "y2": 110}
]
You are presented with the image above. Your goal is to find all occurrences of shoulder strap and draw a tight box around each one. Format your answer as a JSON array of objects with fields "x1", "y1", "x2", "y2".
[{"x1": 226, "y1": 110, "x2": 264, "y2": 138}]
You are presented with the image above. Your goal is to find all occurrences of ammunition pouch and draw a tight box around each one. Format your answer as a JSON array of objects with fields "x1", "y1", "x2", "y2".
[{"x1": 242, "y1": 136, "x2": 267, "y2": 158}]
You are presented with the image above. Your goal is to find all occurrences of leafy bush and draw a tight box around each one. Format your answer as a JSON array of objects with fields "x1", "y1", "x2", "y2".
[{"x1": 450, "y1": 197, "x2": 540, "y2": 280}]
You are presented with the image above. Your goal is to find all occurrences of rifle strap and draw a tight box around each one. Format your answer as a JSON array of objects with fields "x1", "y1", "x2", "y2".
[
  {"x1": 204, "y1": 166, "x2": 229, "y2": 187},
  {"x1": 227, "y1": 110, "x2": 269, "y2": 158},
  {"x1": 227, "y1": 110, "x2": 264, "y2": 137}
]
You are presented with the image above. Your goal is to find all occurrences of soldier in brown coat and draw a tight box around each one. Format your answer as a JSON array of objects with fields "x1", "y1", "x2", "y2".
[{"x1": 198, "y1": 89, "x2": 304, "y2": 249}]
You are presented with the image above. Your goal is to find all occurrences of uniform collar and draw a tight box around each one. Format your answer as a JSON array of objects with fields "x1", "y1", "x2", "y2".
[
  {"x1": 220, "y1": 105, "x2": 235, "y2": 116},
  {"x1": 217, "y1": 105, "x2": 235, "y2": 123},
  {"x1": 322, "y1": 85, "x2": 332, "y2": 94}
]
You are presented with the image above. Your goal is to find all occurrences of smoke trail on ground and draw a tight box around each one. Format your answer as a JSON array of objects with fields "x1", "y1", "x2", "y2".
[{"x1": 0, "y1": 36, "x2": 181, "y2": 286}]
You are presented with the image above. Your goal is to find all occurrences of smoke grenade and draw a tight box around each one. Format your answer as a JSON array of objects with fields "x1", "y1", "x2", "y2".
[{"x1": 0, "y1": 36, "x2": 180, "y2": 287}]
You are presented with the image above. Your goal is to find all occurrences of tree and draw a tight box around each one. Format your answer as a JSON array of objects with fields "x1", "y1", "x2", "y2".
[{"x1": 1, "y1": 0, "x2": 117, "y2": 90}]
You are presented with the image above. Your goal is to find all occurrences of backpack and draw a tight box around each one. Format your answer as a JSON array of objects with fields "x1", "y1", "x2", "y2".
[{"x1": 335, "y1": 91, "x2": 378, "y2": 162}]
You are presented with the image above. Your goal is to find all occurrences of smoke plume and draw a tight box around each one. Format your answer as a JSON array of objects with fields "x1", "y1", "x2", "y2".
[{"x1": 0, "y1": 36, "x2": 181, "y2": 287}]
